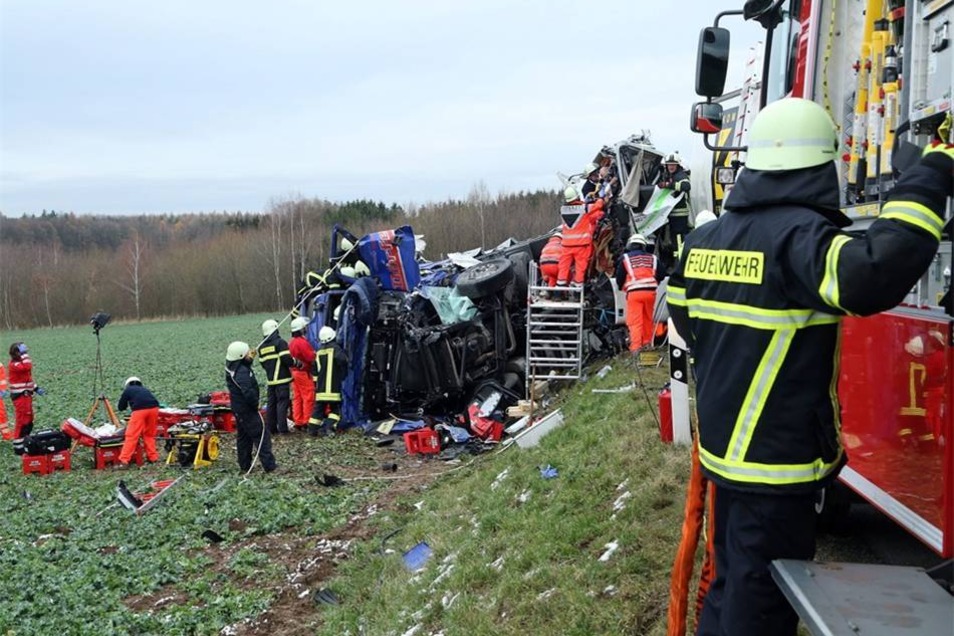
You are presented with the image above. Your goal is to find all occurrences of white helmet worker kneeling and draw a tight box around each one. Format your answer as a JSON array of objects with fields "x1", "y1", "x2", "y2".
[
  {"x1": 225, "y1": 341, "x2": 277, "y2": 473},
  {"x1": 307, "y1": 326, "x2": 349, "y2": 437},
  {"x1": 668, "y1": 98, "x2": 952, "y2": 636}
]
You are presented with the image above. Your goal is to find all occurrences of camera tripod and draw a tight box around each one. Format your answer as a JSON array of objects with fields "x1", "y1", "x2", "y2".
[{"x1": 84, "y1": 324, "x2": 121, "y2": 429}]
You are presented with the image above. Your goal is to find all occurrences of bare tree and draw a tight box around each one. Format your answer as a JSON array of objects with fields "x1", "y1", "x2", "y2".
[
  {"x1": 267, "y1": 205, "x2": 284, "y2": 309},
  {"x1": 117, "y1": 232, "x2": 147, "y2": 321},
  {"x1": 468, "y1": 180, "x2": 492, "y2": 250}
]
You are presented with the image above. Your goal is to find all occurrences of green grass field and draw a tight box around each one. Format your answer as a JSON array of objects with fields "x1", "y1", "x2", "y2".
[{"x1": 0, "y1": 315, "x2": 694, "y2": 635}]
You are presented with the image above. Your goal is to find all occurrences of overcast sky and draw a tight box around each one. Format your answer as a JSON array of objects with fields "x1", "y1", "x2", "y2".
[{"x1": 1, "y1": 1, "x2": 762, "y2": 215}]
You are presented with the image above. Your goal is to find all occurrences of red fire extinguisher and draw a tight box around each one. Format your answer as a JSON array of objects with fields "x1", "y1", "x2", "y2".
[{"x1": 658, "y1": 386, "x2": 673, "y2": 443}]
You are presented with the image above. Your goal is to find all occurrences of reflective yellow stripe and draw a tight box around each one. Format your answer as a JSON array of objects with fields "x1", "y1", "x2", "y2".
[
  {"x1": 683, "y1": 298, "x2": 840, "y2": 330},
  {"x1": 260, "y1": 346, "x2": 276, "y2": 355},
  {"x1": 699, "y1": 445, "x2": 843, "y2": 485},
  {"x1": 316, "y1": 349, "x2": 336, "y2": 398},
  {"x1": 667, "y1": 285, "x2": 687, "y2": 306},
  {"x1": 829, "y1": 329, "x2": 842, "y2": 437},
  {"x1": 726, "y1": 329, "x2": 796, "y2": 461},
  {"x1": 819, "y1": 235, "x2": 851, "y2": 312},
  {"x1": 315, "y1": 392, "x2": 341, "y2": 402},
  {"x1": 881, "y1": 201, "x2": 943, "y2": 240}
]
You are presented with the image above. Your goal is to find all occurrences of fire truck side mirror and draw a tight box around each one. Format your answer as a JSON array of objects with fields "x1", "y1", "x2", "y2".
[
  {"x1": 743, "y1": 0, "x2": 785, "y2": 29},
  {"x1": 690, "y1": 102, "x2": 724, "y2": 135},
  {"x1": 695, "y1": 27, "x2": 730, "y2": 98}
]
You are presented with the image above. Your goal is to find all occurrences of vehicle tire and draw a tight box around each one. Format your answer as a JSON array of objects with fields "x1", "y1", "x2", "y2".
[
  {"x1": 508, "y1": 252, "x2": 531, "y2": 301},
  {"x1": 456, "y1": 259, "x2": 514, "y2": 300}
]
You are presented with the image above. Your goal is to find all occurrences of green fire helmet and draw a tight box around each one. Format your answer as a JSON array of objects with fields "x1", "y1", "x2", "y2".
[
  {"x1": 745, "y1": 98, "x2": 838, "y2": 171},
  {"x1": 226, "y1": 341, "x2": 250, "y2": 362}
]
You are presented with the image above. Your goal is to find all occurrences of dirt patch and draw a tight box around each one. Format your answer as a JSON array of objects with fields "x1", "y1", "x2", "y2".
[
  {"x1": 125, "y1": 585, "x2": 190, "y2": 612},
  {"x1": 219, "y1": 438, "x2": 455, "y2": 636}
]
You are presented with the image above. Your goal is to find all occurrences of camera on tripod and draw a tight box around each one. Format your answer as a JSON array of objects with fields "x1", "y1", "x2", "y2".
[{"x1": 90, "y1": 312, "x2": 111, "y2": 335}]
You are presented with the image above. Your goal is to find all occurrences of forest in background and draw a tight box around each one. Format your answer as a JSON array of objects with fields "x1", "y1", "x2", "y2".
[{"x1": 0, "y1": 184, "x2": 560, "y2": 328}]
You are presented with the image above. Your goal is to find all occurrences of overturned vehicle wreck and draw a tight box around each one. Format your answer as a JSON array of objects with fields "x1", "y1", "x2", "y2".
[{"x1": 296, "y1": 134, "x2": 679, "y2": 431}]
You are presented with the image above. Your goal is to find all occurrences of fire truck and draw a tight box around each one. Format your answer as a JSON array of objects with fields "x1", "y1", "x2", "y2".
[{"x1": 681, "y1": 0, "x2": 952, "y2": 631}]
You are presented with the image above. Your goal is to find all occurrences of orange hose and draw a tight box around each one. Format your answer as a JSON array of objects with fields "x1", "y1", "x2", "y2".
[{"x1": 667, "y1": 440, "x2": 709, "y2": 635}]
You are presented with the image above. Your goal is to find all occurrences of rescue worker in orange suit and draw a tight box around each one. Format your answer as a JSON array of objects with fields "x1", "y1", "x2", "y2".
[
  {"x1": 538, "y1": 231, "x2": 563, "y2": 289},
  {"x1": 658, "y1": 152, "x2": 693, "y2": 272},
  {"x1": 557, "y1": 185, "x2": 605, "y2": 288},
  {"x1": 258, "y1": 319, "x2": 293, "y2": 435},
  {"x1": 226, "y1": 341, "x2": 277, "y2": 473},
  {"x1": 0, "y1": 361, "x2": 11, "y2": 440},
  {"x1": 288, "y1": 316, "x2": 316, "y2": 431},
  {"x1": 8, "y1": 342, "x2": 39, "y2": 439},
  {"x1": 668, "y1": 99, "x2": 952, "y2": 636},
  {"x1": 308, "y1": 326, "x2": 349, "y2": 436},
  {"x1": 615, "y1": 233, "x2": 663, "y2": 351},
  {"x1": 115, "y1": 376, "x2": 160, "y2": 468}
]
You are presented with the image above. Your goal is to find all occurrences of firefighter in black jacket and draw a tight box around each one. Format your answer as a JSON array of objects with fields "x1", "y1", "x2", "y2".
[
  {"x1": 308, "y1": 326, "x2": 349, "y2": 436},
  {"x1": 225, "y1": 341, "x2": 277, "y2": 473},
  {"x1": 257, "y1": 319, "x2": 292, "y2": 435},
  {"x1": 668, "y1": 98, "x2": 952, "y2": 636},
  {"x1": 657, "y1": 152, "x2": 693, "y2": 272}
]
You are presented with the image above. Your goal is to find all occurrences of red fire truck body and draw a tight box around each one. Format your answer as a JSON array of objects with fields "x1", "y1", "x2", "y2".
[{"x1": 692, "y1": 0, "x2": 953, "y2": 559}]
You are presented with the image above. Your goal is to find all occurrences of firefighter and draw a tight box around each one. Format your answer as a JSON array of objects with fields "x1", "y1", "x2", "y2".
[
  {"x1": 288, "y1": 316, "x2": 316, "y2": 431},
  {"x1": 667, "y1": 98, "x2": 952, "y2": 636},
  {"x1": 658, "y1": 152, "x2": 693, "y2": 271},
  {"x1": 292, "y1": 266, "x2": 343, "y2": 318},
  {"x1": 308, "y1": 326, "x2": 348, "y2": 436},
  {"x1": 615, "y1": 234, "x2": 663, "y2": 352},
  {"x1": 557, "y1": 186, "x2": 605, "y2": 288},
  {"x1": 8, "y1": 342, "x2": 38, "y2": 439},
  {"x1": 258, "y1": 319, "x2": 293, "y2": 435},
  {"x1": 225, "y1": 341, "x2": 277, "y2": 473},
  {"x1": 580, "y1": 162, "x2": 601, "y2": 200},
  {"x1": 0, "y1": 361, "x2": 10, "y2": 440},
  {"x1": 538, "y1": 231, "x2": 562, "y2": 289},
  {"x1": 115, "y1": 376, "x2": 160, "y2": 468}
]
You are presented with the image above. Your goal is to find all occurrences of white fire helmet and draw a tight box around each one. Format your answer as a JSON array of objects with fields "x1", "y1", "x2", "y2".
[
  {"x1": 261, "y1": 319, "x2": 279, "y2": 337},
  {"x1": 319, "y1": 326, "x2": 336, "y2": 344},
  {"x1": 226, "y1": 341, "x2": 250, "y2": 362}
]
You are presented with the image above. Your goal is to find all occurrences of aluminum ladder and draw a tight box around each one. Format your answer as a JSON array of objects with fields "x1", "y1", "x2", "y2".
[{"x1": 525, "y1": 263, "x2": 585, "y2": 383}]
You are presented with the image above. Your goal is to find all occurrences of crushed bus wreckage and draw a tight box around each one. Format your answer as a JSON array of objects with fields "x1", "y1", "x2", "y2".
[{"x1": 291, "y1": 133, "x2": 691, "y2": 438}]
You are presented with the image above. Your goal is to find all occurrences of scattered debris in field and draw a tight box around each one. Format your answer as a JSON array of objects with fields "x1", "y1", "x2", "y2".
[
  {"x1": 591, "y1": 384, "x2": 636, "y2": 394},
  {"x1": 517, "y1": 489, "x2": 532, "y2": 503},
  {"x1": 489, "y1": 556, "x2": 506, "y2": 571},
  {"x1": 612, "y1": 491, "x2": 632, "y2": 519},
  {"x1": 539, "y1": 464, "x2": 559, "y2": 479},
  {"x1": 403, "y1": 541, "x2": 433, "y2": 572},
  {"x1": 513, "y1": 410, "x2": 565, "y2": 449},
  {"x1": 599, "y1": 540, "x2": 620, "y2": 562},
  {"x1": 597, "y1": 364, "x2": 613, "y2": 379},
  {"x1": 537, "y1": 588, "x2": 556, "y2": 601},
  {"x1": 491, "y1": 467, "x2": 510, "y2": 490},
  {"x1": 441, "y1": 591, "x2": 460, "y2": 609}
]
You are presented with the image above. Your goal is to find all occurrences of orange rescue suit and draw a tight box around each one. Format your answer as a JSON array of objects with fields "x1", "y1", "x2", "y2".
[{"x1": 558, "y1": 198, "x2": 605, "y2": 285}]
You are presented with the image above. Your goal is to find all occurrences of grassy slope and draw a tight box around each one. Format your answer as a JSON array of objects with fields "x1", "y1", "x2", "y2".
[{"x1": 318, "y1": 363, "x2": 692, "y2": 636}]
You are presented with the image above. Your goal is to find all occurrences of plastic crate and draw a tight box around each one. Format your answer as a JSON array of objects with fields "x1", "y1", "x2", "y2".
[
  {"x1": 94, "y1": 442, "x2": 143, "y2": 469},
  {"x1": 50, "y1": 450, "x2": 71, "y2": 472},
  {"x1": 404, "y1": 429, "x2": 440, "y2": 455},
  {"x1": 211, "y1": 411, "x2": 235, "y2": 433},
  {"x1": 22, "y1": 454, "x2": 52, "y2": 476}
]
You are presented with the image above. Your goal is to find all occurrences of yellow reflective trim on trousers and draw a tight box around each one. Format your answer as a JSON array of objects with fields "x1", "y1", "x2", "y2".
[
  {"x1": 881, "y1": 201, "x2": 943, "y2": 240},
  {"x1": 819, "y1": 235, "x2": 851, "y2": 312},
  {"x1": 684, "y1": 298, "x2": 840, "y2": 329},
  {"x1": 699, "y1": 445, "x2": 844, "y2": 485},
  {"x1": 315, "y1": 392, "x2": 341, "y2": 402},
  {"x1": 726, "y1": 329, "x2": 795, "y2": 461}
]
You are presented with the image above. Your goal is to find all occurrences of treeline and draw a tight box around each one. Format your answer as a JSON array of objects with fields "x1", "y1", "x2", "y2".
[{"x1": 0, "y1": 186, "x2": 560, "y2": 328}]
